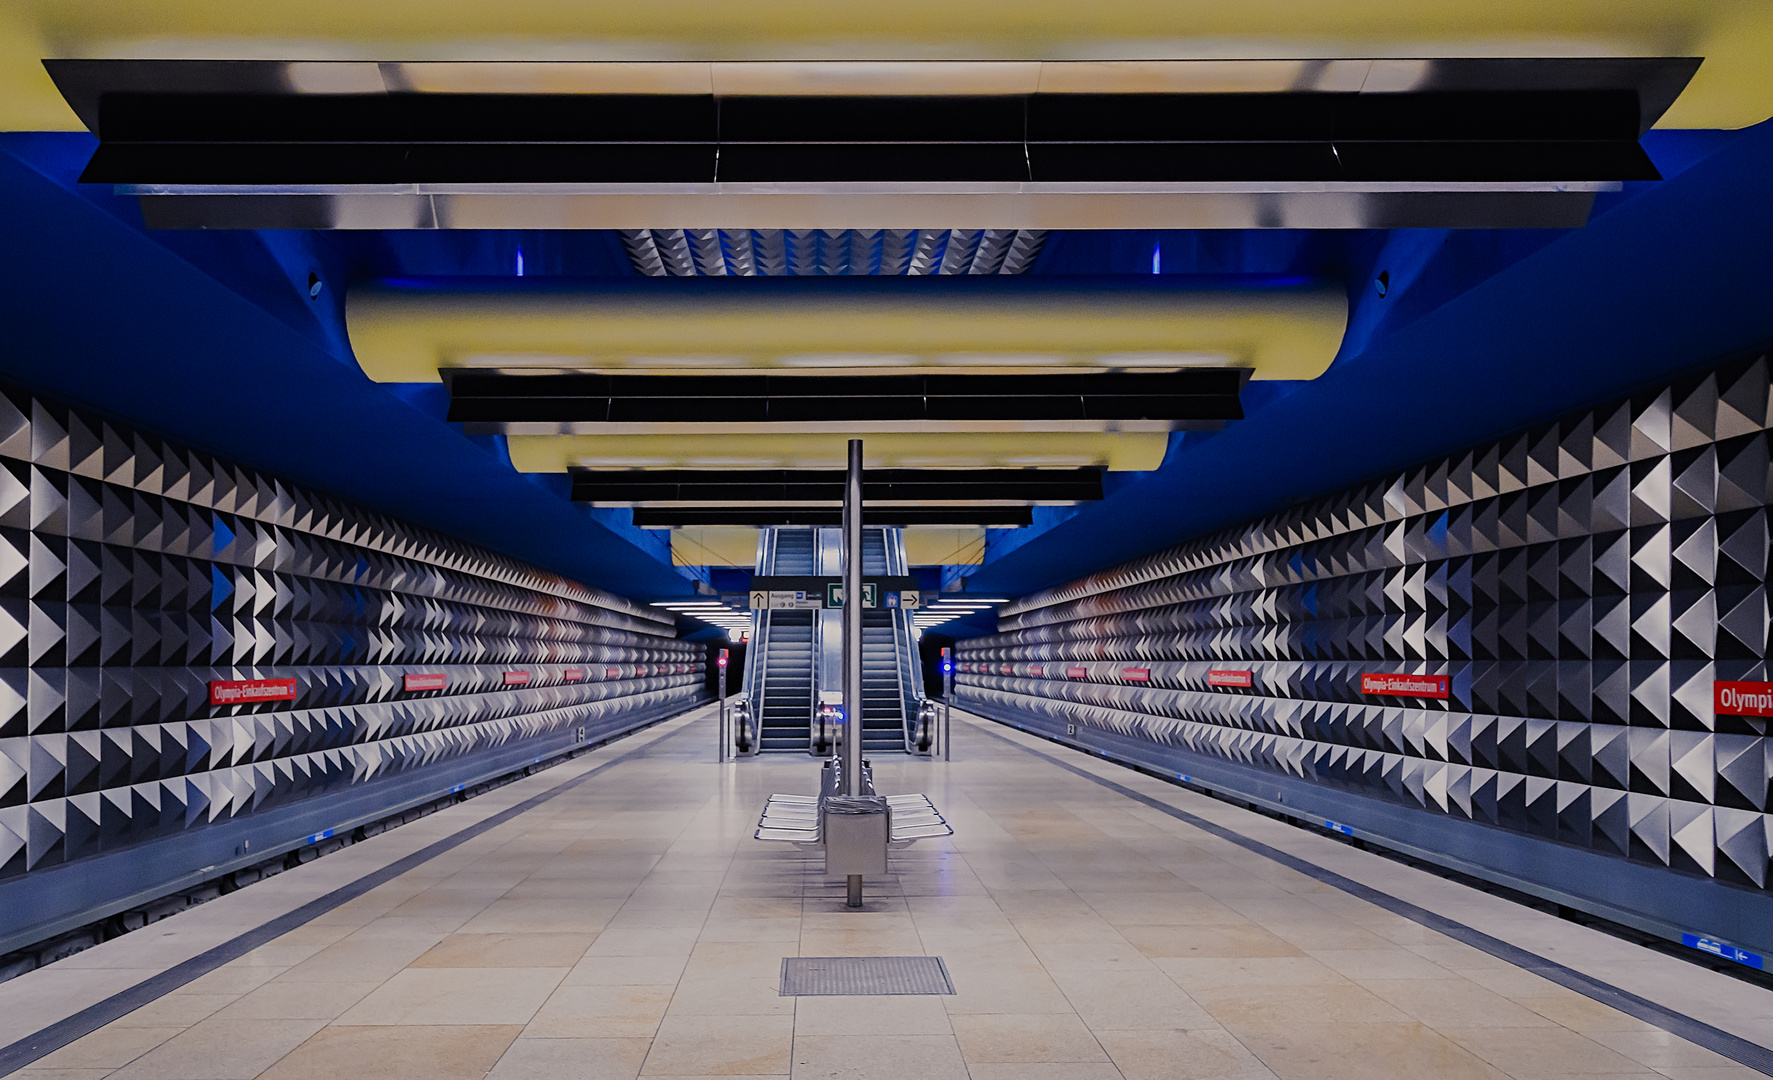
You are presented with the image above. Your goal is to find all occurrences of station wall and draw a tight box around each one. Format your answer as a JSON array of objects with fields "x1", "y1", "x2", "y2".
[
  {"x1": 0, "y1": 382, "x2": 705, "y2": 951},
  {"x1": 958, "y1": 350, "x2": 1773, "y2": 956}
]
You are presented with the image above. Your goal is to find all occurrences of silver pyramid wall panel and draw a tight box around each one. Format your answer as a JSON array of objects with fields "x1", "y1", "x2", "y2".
[
  {"x1": 0, "y1": 383, "x2": 705, "y2": 887},
  {"x1": 959, "y1": 353, "x2": 1772, "y2": 894}
]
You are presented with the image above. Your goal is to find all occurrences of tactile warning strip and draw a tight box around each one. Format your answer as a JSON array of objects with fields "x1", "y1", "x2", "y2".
[{"x1": 780, "y1": 955, "x2": 954, "y2": 996}]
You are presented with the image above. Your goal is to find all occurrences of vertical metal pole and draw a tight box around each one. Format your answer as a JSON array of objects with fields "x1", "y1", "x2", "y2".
[
  {"x1": 944, "y1": 662, "x2": 953, "y2": 762},
  {"x1": 717, "y1": 647, "x2": 728, "y2": 762},
  {"x1": 842, "y1": 439, "x2": 864, "y2": 795},
  {"x1": 842, "y1": 439, "x2": 865, "y2": 908}
]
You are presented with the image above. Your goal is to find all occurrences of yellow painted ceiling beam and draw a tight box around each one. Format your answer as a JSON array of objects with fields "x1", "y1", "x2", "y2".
[
  {"x1": 348, "y1": 282, "x2": 1346, "y2": 383},
  {"x1": 3, "y1": 0, "x2": 1770, "y2": 129},
  {"x1": 509, "y1": 431, "x2": 1171, "y2": 473}
]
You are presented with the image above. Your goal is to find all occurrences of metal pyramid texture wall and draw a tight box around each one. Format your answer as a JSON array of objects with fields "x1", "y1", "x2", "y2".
[
  {"x1": 958, "y1": 352, "x2": 1772, "y2": 894},
  {"x1": 0, "y1": 384, "x2": 704, "y2": 884}
]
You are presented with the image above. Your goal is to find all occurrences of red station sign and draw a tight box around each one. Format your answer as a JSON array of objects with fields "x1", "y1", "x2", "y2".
[
  {"x1": 503, "y1": 671, "x2": 531, "y2": 686},
  {"x1": 563, "y1": 668, "x2": 585, "y2": 682},
  {"x1": 1208, "y1": 670, "x2": 1254, "y2": 688},
  {"x1": 1716, "y1": 681, "x2": 1773, "y2": 718},
  {"x1": 1360, "y1": 673, "x2": 1450, "y2": 699},
  {"x1": 403, "y1": 673, "x2": 448, "y2": 693},
  {"x1": 1122, "y1": 668, "x2": 1151, "y2": 683},
  {"x1": 209, "y1": 678, "x2": 298, "y2": 706},
  {"x1": 1067, "y1": 666, "x2": 1088, "y2": 679}
]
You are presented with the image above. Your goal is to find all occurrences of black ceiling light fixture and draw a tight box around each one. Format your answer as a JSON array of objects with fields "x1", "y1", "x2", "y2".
[{"x1": 42, "y1": 57, "x2": 1702, "y2": 231}]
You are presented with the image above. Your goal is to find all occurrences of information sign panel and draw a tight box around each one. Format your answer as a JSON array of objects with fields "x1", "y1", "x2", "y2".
[{"x1": 824, "y1": 582, "x2": 878, "y2": 608}]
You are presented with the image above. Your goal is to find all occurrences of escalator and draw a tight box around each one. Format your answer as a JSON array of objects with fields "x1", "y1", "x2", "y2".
[
  {"x1": 747, "y1": 528, "x2": 818, "y2": 753},
  {"x1": 743, "y1": 525, "x2": 924, "y2": 754}
]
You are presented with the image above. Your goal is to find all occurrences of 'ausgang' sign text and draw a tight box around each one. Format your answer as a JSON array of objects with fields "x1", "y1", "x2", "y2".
[
  {"x1": 209, "y1": 678, "x2": 298, "y2": 706},
  {"x1": 1716, "y1": 681, "x2": 1773, "y2": 718},
  {"x1": 1361, "y1": 673, "x2": 1449, "y2": 699}
]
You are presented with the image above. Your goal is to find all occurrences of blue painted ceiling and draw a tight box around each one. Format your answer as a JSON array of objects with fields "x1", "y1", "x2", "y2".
[{"x1": 0, "y1": 125, "x2": 1762, "y2": 616}]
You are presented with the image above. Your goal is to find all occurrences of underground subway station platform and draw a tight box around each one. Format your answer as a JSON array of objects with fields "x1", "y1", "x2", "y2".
[{"x1": 0, "y1": 4, "x2": 1772, "y2": 1078}]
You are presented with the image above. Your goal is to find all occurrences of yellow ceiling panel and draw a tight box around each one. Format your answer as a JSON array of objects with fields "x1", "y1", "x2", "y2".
[
  {"x1": 508, "y1": 431, "x2": 1171, "y2": 472},
  {"x1": 4, "y1": 1, "x2": 1769, "y2": 129},
  {"x1": 668, "y1": 526, "x2": 760, "y2": 567},
  {"x1": 348, "y1": 282, "x2": 1346, "y2": 383}
]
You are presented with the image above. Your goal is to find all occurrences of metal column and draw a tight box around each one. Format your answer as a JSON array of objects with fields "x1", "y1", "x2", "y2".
[
  {"x1": 717, "y1": 646, "x2": 728, "y2": 762},
  {"x1": 841, "y1": 439, "x2": 864, "y2": 907}
]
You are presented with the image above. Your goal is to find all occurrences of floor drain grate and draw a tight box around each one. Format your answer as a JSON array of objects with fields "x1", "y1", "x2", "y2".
[{"x1": 780, "y1": 956, "x2": 955, "y2": 996}]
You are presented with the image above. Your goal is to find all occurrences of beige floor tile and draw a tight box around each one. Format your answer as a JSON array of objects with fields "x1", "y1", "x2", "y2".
[
  {"x1": 1050, "y1": 968, "x2": 1219, "y2": 1031},
  {"x1": 1120, "y1": 924, "x2": 1304, "y2": 960},
  {"x1": 1360, "y1": 977, "x2": 1556, "y2": 1027},
  {"x1": 212, "y1": 979, "x2": 380, "y2": 1020},
  {"x1": 1255, "y1": 920, "x2": 1396, "y2": 952},
  {"x1": 1586, "y1": 1029, "x2": 1737, "y2": 1069},
  {"x1": 696, "y1": 918, "x2": 802, "y2": 943},
  {"x1": 411, "y1": 932, "x2": 597, "y2": 968},
  {"x1": 1031, "y1": 940, "x2": 1154, "y2": 970},
  {"x1": 257, "y1": 1024, "x2": 521, "y2": 1079},
  {"x1": 179, "y1": 963, "x2": 286, "y2": 996},
  {"x1": 949, "y1": 1012, "x2": 1108, "y2": 1062},
  {"x1": 1509, "y1": 992, "x2": 1660, "y2": 1034},
  {"x1": 1193, "y1": 980, "x2": 1414, "y2": 1029},
  {"x1": 941, "y1": 965, "x2": 1077, "y2": 1015},
  {"x1": 586, "y1": 929, "x2": 701, "y2": 958},
  {"x1": 525, "y1": 984, "x2": 675, "y2": 1038},
  {"x1": 1153, "y1": 955, "x2": 1351, "y2": 992},
  {"x1": 1304, "y1": 948, "x2": 1451, "y2": 981},
  {"x1": 664, "y1": 974, "x2": 795, "y2": 1016},
  {"x1": 1233, "y1": 1022, "x2": 1507, "y2": 1080},
  {"x1": 640, "y1": 1013, "x2": 793, "y2": 1074},
  {"x1": 563, "y1": 954, "x2": 690, "y2": 986},
  {"x1": 788, "y1": 1034, "x2": 970, "y2": 1080},
  {"x1": 962, "y1": 1065, "x2": 1126, "y2": 1080},
  {"x1": 270, "y1": 932, "x2": 443, "y2": 984},
  {"x1": 32, "y1": 1025, "x2": 184, "y2": 1070},
  {"x1": 1437, "y1": 1026, "x2": 1651, "y2": 1074},
  {"x1": 792, "y1": 995, "x2": 954, "y2": 1036},
  {"x1": 336, "y1": 967, "x2": 566, "y2": 1025},
  {"x1": 458, "y1": 898, "x2": 624, "y2": 935},
  {"x1": 1095, "y1": 1027, "x2": 1279, "y2": 1080},
  {"x1": 105, "y1": 1017, "x2": 328, "y2": 1080},
  {"x1": 385, "y1": 885, "x2": 510, "y2": 919},
  {"x1": 486, "y1": 1036, "x2": 652, "y2": 1080},
  {"x1": 6, "y1": 1068, "x2": 116, "y2": 1079}
]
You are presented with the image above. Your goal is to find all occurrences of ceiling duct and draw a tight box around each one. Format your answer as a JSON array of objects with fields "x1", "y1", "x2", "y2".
[
  {"x1": 448, "y1": 370, "x2": 1245, "y2": 434},
  {"x1": 620, "y1": 229, "x2": 1048, "y2": 276},
  {"x1": 45, "y1": 57, "x2": 1699, "y2": 230}
]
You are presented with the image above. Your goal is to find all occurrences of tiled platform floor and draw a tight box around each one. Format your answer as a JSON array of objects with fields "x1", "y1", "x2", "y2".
[{"x1": 4, "y1": 705, "x2": 1768, "y2": 1080}]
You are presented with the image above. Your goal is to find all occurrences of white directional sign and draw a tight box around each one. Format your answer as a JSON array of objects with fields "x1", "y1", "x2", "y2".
[{"x1": 749, "y1": 590, "x2": 823, "y2": 611}]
